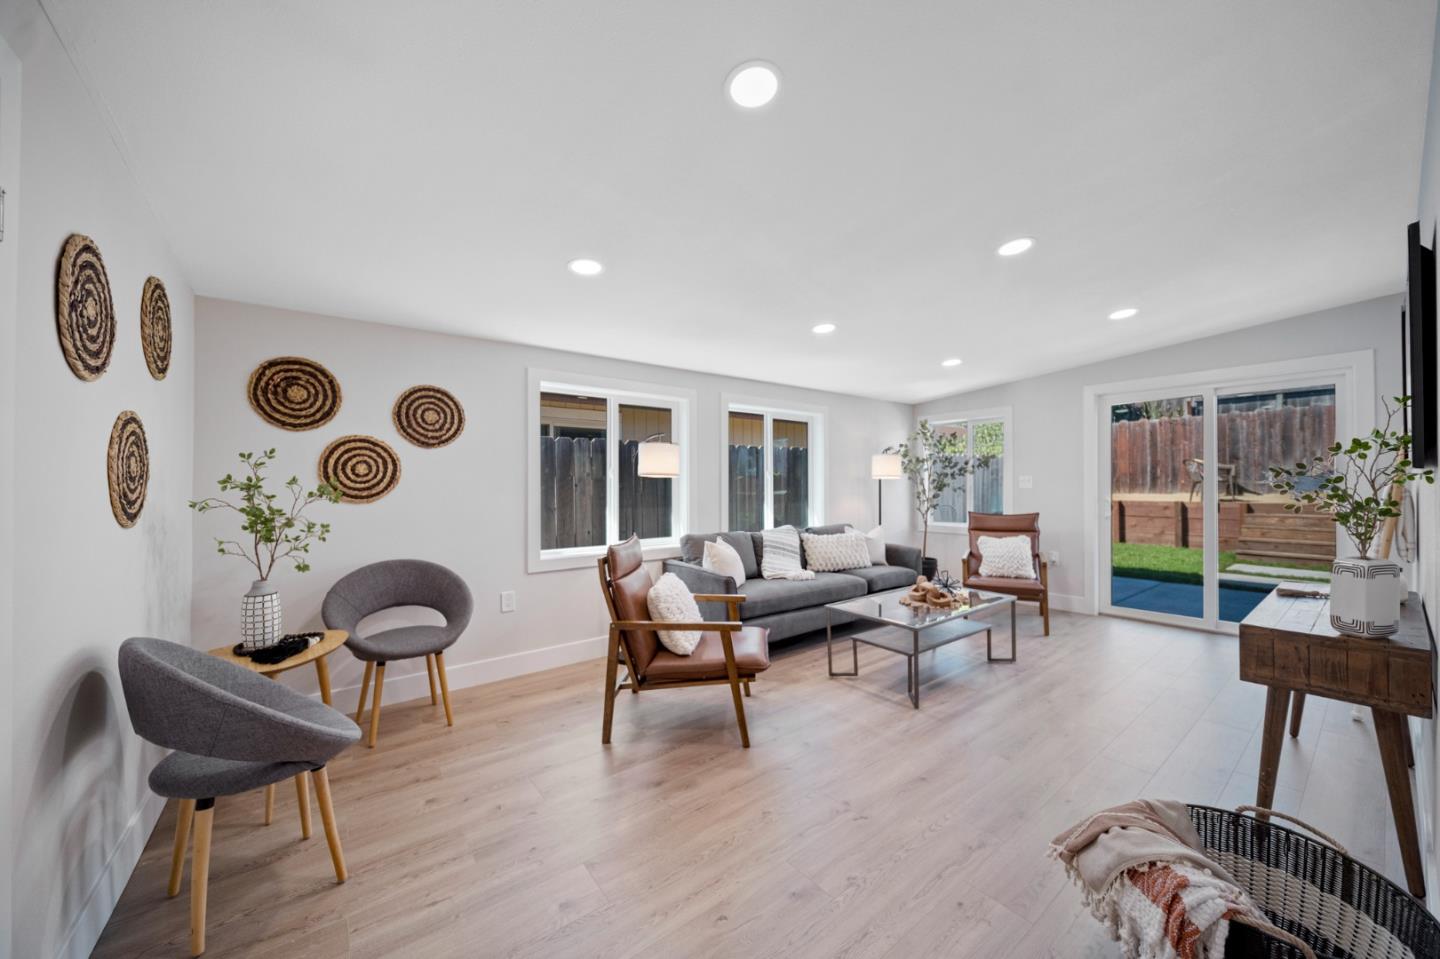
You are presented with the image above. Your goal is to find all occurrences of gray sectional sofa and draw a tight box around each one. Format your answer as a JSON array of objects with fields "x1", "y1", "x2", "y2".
[{"x1": 664, "y1": 524, "x2": 922, "y2": 642}]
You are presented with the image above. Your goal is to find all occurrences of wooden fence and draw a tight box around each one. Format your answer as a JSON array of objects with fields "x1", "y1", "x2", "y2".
[
  {"x1": 1110, "y1": 405, "x2": 1334, "y2": 495},
  {"x1": 728, "y1": 445, "x2": 809, "y2": 531},
  {"x1": 539, "y1": 437, "x2": 672, "y2": 549}
]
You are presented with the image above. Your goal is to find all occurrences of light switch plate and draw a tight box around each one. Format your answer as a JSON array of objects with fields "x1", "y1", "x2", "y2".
[
  {"x1": 500, "y1": 590, "x2": 516, "y2": 613},
  {"x1": 1018, "y1": 475, "x2": 1034, "y2": 489}
]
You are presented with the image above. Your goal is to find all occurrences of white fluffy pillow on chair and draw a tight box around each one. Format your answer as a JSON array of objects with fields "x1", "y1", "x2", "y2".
[
  {"x1": 647, "y1": 572, "x2": 705, "y2": 655},
  {"x1": 977, "y1": 535, "x2": 1035, "y2": 579}
]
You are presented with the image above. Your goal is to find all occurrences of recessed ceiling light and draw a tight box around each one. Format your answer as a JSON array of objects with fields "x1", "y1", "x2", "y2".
[
  {"x1": 1108, "y1": 307, "x2": 1139, "y2": 320},
  {"x1": 727, "y1": 61, "x2": 780, "y2": 108},
  {"x1": 567, "y1": 258, "x2": 604, "y2": 276},
  {"x1": 811, "y1": 322, "x2": 836, "y2": 334},
  {"x1": 941, "y1": 357, "x2": 963, "y2": 367},
  {"x1": 996, "y1": 237, "x2": 1034, "y2": 257}
]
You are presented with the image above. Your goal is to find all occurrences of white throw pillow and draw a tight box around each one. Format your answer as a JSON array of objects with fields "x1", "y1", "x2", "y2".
[
  {"x1": 646, "y1": 572, "x2": 704, "y2": 655},
  {"x1": 977, "y1": 534, "x2": 1036, "y2": 579},
  {"x1": 760, "y1": 526, "x2": 814, "y2": 580},
  {"x1": 802, "y1": 531, "x2": 873, "y2": 572},
  {"x1": 702, "y1": 538, "x2": 747, "y2": 585},
  {"x1": 847, "y1": 525, "x2": 888, "y2": 565}
]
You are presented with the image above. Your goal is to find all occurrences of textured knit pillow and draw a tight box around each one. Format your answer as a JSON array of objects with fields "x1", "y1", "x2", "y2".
[
  {"x1": 760, "y1": 526, "x2": 813, "y2": 580},
  {"x1": 646, "y1": 572, "x2": 704, "y2": 655},
  {"x1": 803, "y1": 531, "x2": 873, "y2": 572},
  {"x1": 847, "y1": 525, "x2": 888, "y2": 565},
  {"x1": 702, "y1": 538, "x2": 747, "y2": 585},
  {"x1": 977, "y1": 534, "x2": 1035, "y2": 579}
]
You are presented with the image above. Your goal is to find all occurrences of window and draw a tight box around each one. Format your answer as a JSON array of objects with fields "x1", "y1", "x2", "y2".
[
  {"x1": 723, "y1": 402, "x2": 824, "y2": 531},
  {"x1": 928, "y1": 409, "x2": 1010, "y2": 529},
  {"x1": 529, "y1": 371, "x2": 692, "y2": 571}
]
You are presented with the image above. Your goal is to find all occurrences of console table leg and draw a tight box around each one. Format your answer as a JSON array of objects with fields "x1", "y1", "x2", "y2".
[
  {"x1": 1256, "y1": 686, "x2": 1290, "y2": 815},
  {"x1": 1374, "y1": 707, "x2": 1426, "y2": 898},
  {"x1": 1288, "y1": 692, "x2": 1305, "y2": 737}
]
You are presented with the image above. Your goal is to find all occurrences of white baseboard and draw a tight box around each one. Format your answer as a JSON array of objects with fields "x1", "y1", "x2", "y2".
[
  {"x1": 1048, "y1": 591, "x2": 1088, "y2": 613},
  {"x1": 56, "y1": 789, "x2": 166, "y2": 959},
  {"x1": 327, "y1": 633, "x2": 608, "y2": 713}
]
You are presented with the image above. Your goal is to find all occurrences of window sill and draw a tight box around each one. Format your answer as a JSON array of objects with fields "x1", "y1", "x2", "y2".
[
  {"x1": 529, "y1": 540, "x2": 681, "y2": 574},
  {"x1": 926, "y1": 524, "x2": 971, "y2": 536}
]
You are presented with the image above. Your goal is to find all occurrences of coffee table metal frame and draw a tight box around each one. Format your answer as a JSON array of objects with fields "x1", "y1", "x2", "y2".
[{"x1": 825, "y1": 587, "x2": 1017, "y2": 708}]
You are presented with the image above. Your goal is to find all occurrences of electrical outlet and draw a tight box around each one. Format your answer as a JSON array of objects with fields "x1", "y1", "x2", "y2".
[
  {"x1": 1044, "y1": 550, "x2": 1060, "y2": 566},
  {"x1": 500, "y1": 590, "x2": 516, "y2": 613},
  {"x1": 1018, "y1": 475, "x2": 1034, "y2": 489}
]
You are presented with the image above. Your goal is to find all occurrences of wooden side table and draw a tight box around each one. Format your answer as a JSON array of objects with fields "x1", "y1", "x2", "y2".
[
  {"x1": 1239, "y1": 588, "x2": 1433, "y2": 897},
  {"x1": 208, "y1": 630, "x2": 349, "y2": 832}
]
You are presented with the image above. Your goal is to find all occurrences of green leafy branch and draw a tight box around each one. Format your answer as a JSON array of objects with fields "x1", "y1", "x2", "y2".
[
  {"x1": 189, "y1": 449, "x2": 341, "y2": 580},
  {"x1": 886, "y1": 419, "x2": 991, "y2": 559},
  {"x1": 1268, "y1": 396, "x2": 1433, "y2": 559}
]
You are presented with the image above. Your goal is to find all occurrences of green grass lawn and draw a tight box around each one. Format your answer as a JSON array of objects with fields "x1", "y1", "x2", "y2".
[{"x1": 1111, "y1": 543, "x2": 1330, "y2": 584}]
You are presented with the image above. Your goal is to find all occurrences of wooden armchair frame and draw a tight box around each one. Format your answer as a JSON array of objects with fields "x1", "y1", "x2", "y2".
[{"x1": 597, "y1": 555, "x2": 759, "y2": 747}]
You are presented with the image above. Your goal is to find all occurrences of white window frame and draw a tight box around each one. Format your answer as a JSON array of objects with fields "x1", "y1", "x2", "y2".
[
  {"x1": 920, "y1": 406, "x2": 1014, "y2": 535},
  {"x1": 527, "y1": 368, "x2": 695, "y2": 573},
  {"x1": 719, "y1": 395, "x2": 827, "y2": 531}
]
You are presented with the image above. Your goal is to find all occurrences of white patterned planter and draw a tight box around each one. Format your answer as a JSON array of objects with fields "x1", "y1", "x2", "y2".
[
  {"x1": 1329, "y1": 557, "x2": 1403, "y2": 637},
  {"x1": 241, "y1": 579, "x2": 283, "y2": 650}
]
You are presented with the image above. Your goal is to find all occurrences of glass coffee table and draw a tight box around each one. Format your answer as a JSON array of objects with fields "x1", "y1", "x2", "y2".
[{"x1": 825, "y1": 587, "x2": 1017, "y2": 708}]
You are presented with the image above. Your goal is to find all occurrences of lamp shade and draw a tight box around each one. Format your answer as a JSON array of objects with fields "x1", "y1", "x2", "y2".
[
  {"x1": 638, "y1": 441, "x2": 681, "y2": 478},
  {"x1": 871, "y1": 453, "x2": 903, "y2": 480}
]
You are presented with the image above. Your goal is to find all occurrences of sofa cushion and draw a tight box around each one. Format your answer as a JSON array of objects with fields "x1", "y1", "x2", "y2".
[
  {"x1": 838, "y1": 564, "x2": 918, "y2": 593},
  {"x1": 679, "y1": 532, "x2": 759, "y2": 579},
  {"x1": 644, "y1": 626, "x2": 771, "y2": 681},
  {"x1": 736, "y1": 572, "x2": 866, "y2": 618}
]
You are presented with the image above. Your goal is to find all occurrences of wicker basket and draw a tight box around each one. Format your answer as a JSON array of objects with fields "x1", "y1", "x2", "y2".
[{"x1": 1185, "y1": 805, "x2": 1440, "y2": 959}]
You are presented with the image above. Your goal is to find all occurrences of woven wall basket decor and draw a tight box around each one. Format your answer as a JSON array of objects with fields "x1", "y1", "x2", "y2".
[
  {"x1": 55, "y1": 233, "x2": 116, "y2": 381},
  {"x1": 247, "y1": 356, "x2": 342, "y2": 430},
  {"x1": 139, "y1": 276, "x2": 172, "y2": 380},
  {"x1": 393, "y1": 385, "x2": 465, "y2": 448},
  {"x1": 318, "y1": 435, "x2": 401, "y2": 503},
  {"x1": 107, "y1": 410, "x2": 149, "y2": 528}
]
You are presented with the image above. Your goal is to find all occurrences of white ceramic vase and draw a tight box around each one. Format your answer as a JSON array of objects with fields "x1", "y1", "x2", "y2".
[
  {"x1": 241, "y1": 579, "x2": 283, "y2": 650},
  {"x1": 1329, "y1": 557, "x2": 1403, "y2": 637}
]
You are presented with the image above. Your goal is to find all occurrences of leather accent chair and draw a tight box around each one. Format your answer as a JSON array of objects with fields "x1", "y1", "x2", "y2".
[
  {"x1": 963, "y1": 512, "x2": 1050, "y2": 635},
  {"x1": 597, "y1": 535, "x2": 770, "y2": 747}
]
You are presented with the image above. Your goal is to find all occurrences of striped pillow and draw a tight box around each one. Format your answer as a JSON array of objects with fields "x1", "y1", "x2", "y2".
[{"x1": 760, "y1": 526, "x2": 813, "y2": 580}]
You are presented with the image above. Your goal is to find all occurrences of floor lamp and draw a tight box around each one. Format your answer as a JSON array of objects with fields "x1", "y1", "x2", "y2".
[{"x1": 871, "y1": 453, "x2": 902, "y2": 526}]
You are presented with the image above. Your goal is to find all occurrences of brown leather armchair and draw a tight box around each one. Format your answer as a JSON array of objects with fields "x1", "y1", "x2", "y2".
[
  {"x1": 963, "y1": 512, "x2": 1050, "y2": 636},
  {"x1": 597, "y1": 536, "x2": 771, "y2": 747}
]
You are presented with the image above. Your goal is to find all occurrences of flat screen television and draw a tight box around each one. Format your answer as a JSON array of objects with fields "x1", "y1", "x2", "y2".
[{"x1": 1406, "y1": 221, "x2": 1436, "y2": 466}]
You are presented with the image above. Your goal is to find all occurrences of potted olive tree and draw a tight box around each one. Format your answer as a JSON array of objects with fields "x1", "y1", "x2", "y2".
[
  {"x1": 888, "y1": 420, "x2": 990, "y2": 579},
  {"x1": 190, "y1": 450, "x2": 341, "y2": 650},
  {"x1": 1269, "y1": 396, "x2": 1433, "y2": 637}
]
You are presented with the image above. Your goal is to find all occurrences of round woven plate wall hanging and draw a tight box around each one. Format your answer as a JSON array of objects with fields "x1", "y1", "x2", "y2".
[
  {"x1": 393, "y1": 385, "x2": 465, "y2": 448},
  {"x1": 55, "y1": 233, "x2": 116, "y2": 381},
  {"x1": 140, "y1": 276, "x2": 172, "y2": 380},
  {"x1": 107, "y1": 410, "x2": 149, "y2": 528},
  {"x1": 247, "y1": 356, "x2": 342, "y2": 430},
  {"x1": 318, "y1": 435, "x2": 401, "y2": 503}
]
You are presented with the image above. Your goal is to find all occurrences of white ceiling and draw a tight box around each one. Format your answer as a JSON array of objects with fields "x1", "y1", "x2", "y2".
[{"x1": 47, "y1": 0, "x2": 1437, "y2": 403}]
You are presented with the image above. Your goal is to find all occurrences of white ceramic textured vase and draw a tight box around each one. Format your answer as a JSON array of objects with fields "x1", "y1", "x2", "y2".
[
  {"x1": 241, "y1": 579, "x2": 283, "y2": 650},
  {"x1": 1329, "y1": 557, "x2": 1403, "y2": 637}
]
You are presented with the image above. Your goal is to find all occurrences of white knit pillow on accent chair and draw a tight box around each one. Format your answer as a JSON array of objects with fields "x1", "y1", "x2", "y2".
[
  {"x1": 646, "y1": 572, "x2": 704, "y2": 655},
  {"x1": 977, "y1": 534, "x2": 1036, "y2": 579},
  {"x1": 802, "y1": 531, "x2": 873, "y2": 572}
]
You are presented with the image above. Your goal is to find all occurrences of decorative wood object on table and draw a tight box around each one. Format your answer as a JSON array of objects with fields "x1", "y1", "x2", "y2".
[
  {"x1": 1239, "y1": 585, "x2": 1433, "y2": 897},
  {"x1": 246, "y1": 355, "x2": 342, "y2": 430},
  {"x1": 393, "y1": 384, "x2": 465, "y2": 448},
  {"x1": 318, "y1": 434, "x2": 401, "y2": 503},
  {"x1": 139, "y1": 276, "x2": 172, "y2": 380},
  {"x1": 106, "y1": 410, "x2": 149, "y2": 528},
  {"x1": 207, "y1": 629, "x2": 348, "y2": 830},
  {"x1": 55, "y1": 233, "x2": 116, "y2": 380}
]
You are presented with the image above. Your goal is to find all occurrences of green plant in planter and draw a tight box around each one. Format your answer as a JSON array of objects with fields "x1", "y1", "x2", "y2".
[
  {"x1": 887, "y1": 420, "x2": 991, "y2": 566},
  {"x1": 189, "y1": 449, "x2": 342, "y2": 579},
  {"x1": 1268, "y1": 396, "x2": 1433, "y2": 559}
]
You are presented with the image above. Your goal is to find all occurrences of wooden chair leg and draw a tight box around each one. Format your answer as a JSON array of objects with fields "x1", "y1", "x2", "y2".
[
  {"x1": 367, "y1": 663, "x2": 386, "y2": 748},
  {"x1": 1042, "y1": 594, "x2": 1051, "y2": 636},
  {"x1": 167, "y1": 799, "x2": 196, "y2": 898},
  {"x1": 743, "y1": 680, "x2": 752, "y2": 698},
  {"x1": 602, "y1": 630, "x2": 620, "y2": 744},
  {"x1": 1289, "y1": 692, "x2": 1307, "y2": 738},
  {"x1": 311, "y1": 767, "x2": 348, "y2": 883},
  {"x1": 426, "y1": 654, "x2": 438, "y2": 705},
  {"x1": 354, "y1": 662, "x2": 374, "y2": 724},
  {"x1": 295, "y1": 773, "x2": 312, "y2": 839},
  {"x1": 721, "y1": 640, "x2": 751, "y2": 748},
  {"x1": 262, "y1": 784, "x2": 275, "y2": 825},
  {"x1": 435, "y1": 652, "x2": 454, "y2": 726},
  {"x1": 190, "y1": 800, "x2": 215, "y2": 956}
]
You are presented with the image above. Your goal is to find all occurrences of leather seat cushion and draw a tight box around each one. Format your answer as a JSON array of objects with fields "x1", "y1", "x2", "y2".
[
  {"x1": 964, "y1": 575, "x2": 1045, "y2": 597},
  {"x1": 735, "y1": 572, "x2": 866, "y2": 618},
  {"x1": 347, "y1": 624, "x2": 456, "y2": 661},
  {"x1": 839, "y1": 565, "x2": 919, "y2": 592},
  {"x1": 644, "y1": 626, "x2": 771, "y2": 681}
]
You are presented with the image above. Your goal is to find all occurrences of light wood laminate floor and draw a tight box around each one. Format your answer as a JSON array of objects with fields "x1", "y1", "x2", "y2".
[{"x1": 93, "y1": 609, "x2": 1411, "y2": 958}]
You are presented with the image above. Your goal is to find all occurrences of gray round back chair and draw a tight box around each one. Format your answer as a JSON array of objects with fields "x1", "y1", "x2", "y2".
[
  {"x1": 119, "y1": 637, "x2": 360, "y2": 956},
  {"x1": 322, "y1": 559, "x2": 473, "y2": 747}
]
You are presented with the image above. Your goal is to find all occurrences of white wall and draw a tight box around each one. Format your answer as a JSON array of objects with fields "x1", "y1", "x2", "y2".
[
  {"x1": 0, "y1": 24, "x2": 20, "y2": 959},
  {"x1": 192, "y1": 297, "x2": 912, "y2": 708},
  {"x1": 915, "y1": 297, "x2": 1404, "y2": 610},
  {"x1": 0, "y1": 2, "x2": 196, "y2": 957}
]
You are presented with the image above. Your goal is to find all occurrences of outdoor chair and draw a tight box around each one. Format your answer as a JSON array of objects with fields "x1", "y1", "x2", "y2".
[{"x1": 963, "y1": 512, "x2": 1050, "y2": 635}]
